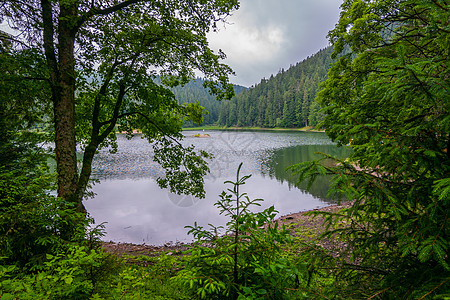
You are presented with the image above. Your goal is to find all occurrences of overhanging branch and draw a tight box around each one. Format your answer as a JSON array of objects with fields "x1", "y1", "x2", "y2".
[{"x1": 77, "y1": 0, "x2": 144, "y2": 30}]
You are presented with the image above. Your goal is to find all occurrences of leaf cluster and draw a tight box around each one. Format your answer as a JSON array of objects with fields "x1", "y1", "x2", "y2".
[{"x1": 153, "y1": 137, "x2": 212, "y2": 198}]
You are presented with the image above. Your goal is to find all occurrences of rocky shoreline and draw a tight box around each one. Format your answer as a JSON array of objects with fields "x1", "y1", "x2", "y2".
[{"x1": 101, "y1": 201, "x2": 352, "y2": 257}]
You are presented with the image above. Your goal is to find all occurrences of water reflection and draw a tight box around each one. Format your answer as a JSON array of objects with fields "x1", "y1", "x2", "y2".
[
  {"x1": 262, "y1": 144, "x2": 353, "y2": 200},
  {"x1": 87, "y1": 176, "x2": 330, "y2": 245},
  {"x1": 84, "y1": 130, "x2": 350, "y2": 245}
]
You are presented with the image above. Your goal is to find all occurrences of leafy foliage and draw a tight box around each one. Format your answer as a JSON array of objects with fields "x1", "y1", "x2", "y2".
[
  {"x1": 291, "y1": 0, "x2": 450, "y2": 298},
  {"x1": 1, "y1": 0, "x2": 240, "y2": 221},
  {"x1": 0, "y1": 43, "x2": 52, "y2": 171},
  {"x1": 0, "y1": 245, "x2": 119, "y2": 300},
  {"x1": 153, "y1": 137, "x2": 213, "y2": 198},
  {"x1": 0, "y1": 45, "x2": 67, "y2": 267},
  {"x1": 0, "y1": 170, "x2": 82, "y2": 267}
]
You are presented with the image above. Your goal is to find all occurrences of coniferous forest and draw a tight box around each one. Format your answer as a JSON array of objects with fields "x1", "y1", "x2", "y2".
[
  {"x1": 154, "y1": 77, "x2": 246, "y2": 127},
  {"x1": 217, "y1": 47, "x2": 334, "y2": 128},
  {"x1": 173, "y1": 47, "x2": 334, "y2": 129}
]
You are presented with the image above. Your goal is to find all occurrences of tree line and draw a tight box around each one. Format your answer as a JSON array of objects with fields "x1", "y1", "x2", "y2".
[
  {"x1": 168, "y1": 47, "x2": 334, "y2": 129},
  {"x1": 153, "y1": 77, "x2": 246, "y2": 127},
  {"x1": 217, "y1": 47, "x2": 334, "y2": 128}
]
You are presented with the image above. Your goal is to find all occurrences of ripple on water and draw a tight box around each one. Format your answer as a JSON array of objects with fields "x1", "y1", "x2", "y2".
[{"x1": 91, "y1": 131, "x2": 333, "y2": 181}]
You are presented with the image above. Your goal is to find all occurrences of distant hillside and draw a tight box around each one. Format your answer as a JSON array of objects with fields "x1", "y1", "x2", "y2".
[
  {"x1": 217, "y1": 47, "x2": 334, "y2": 128},
  {"x1": 156, "y1": 47, "x2": 334, "y2": 128},
  {"x1": 153, "y1": 77, "x2": 246, "y2": 126}
]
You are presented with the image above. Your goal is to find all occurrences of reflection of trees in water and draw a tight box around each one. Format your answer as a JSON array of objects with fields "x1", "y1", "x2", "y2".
[{"x1": 262, "y1": 145, "x2": 352, "y2": 203}]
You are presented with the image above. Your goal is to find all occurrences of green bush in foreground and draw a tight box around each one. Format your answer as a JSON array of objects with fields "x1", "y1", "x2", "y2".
[
  {"x1": 174, "y1": 163, "x2": 310, "y2": 299},
  {"x1": 0, "y1": 245, "x2": 193, "y2": 300},
  {"x1": 1, "y1": 245, "x2": 113, "y2": 299}
]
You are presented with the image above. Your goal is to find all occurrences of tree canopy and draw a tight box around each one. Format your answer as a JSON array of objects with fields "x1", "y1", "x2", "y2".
[
  {"x1": 1, "y1": 0, "x2": 239, "y2": 222},
  {"x1": 292, "y1": 0, "x2": 449, "y2": 297}
]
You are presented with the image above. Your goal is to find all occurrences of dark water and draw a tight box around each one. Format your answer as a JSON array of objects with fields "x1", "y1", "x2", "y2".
[{"x1": 84, "y1": 130, "x2": 351, "y2": 245}]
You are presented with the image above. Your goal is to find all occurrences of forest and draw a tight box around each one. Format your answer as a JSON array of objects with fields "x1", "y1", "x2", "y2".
[
  {"x1": 171, "y1": 47, "x2": 334, "y2": 129},
  {"x1": 217, "y1": 47, "x2": 334, "y2": 128},
  {"x1": 153, "y1": 76, "x2": 246, "y2": 127},
  {"x1": 1, "y1": 0, "x2": 449, "y2": 299}
]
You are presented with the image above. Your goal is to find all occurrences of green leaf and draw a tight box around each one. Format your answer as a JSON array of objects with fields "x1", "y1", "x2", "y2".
[
  {"x1": 64, "y1": 276, "x2": 74, "y2": 285},
  {"x1": 1, "y1": 293, "x2": 14, "y2": 300},
  {"x1": 256, "y1": 288, "x2": 267, "y2": 295}
]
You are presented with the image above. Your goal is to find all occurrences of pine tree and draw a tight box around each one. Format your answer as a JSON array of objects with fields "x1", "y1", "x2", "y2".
[{"x1": 293, "y1": 0, "x2": 450, "y2": 297}]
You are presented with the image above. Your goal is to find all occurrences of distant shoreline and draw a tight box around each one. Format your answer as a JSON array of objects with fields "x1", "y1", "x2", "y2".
[
  {"x1": 182, "y1": 125, "x2": 325, "y2": 133},
  {"x1": 115, "y1": 126, "x2": 325, "y2": 135}
]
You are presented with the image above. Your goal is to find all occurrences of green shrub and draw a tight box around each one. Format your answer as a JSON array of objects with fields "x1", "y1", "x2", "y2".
[
  {"x1": 0, "y1": 167, "x2": 95, "y2": 268},
  {"x1": 0, "y1": 245, "x2": 118, "y2": 299},
  {"x1": 174, "y1": 163, "x2": 309, "y2": 299}
]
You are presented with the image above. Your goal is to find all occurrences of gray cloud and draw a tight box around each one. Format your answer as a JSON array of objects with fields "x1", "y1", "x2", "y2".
[
  {"x1": 208, "y1": 0, "x2": 342, "y2": 87},
  {"x1": 0, "y1": 1, "x2": 342, "y2": 88}
]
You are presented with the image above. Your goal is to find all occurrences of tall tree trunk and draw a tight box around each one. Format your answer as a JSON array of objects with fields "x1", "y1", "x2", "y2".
[
  {"x1": 42, "y1": 0, "x2": 84, "y2": 214},
  {"x1": 55, "y1": 4, "x2": 82, "y2": 212}
]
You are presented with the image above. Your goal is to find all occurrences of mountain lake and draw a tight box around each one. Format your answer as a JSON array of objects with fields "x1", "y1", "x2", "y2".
[{"x1": 84, "y1": 130, "x2": 352, "y2": 245}]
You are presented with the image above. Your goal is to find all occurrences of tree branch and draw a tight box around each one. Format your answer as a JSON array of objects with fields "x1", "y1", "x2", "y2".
[
  {"x1": 112, "y1": 111, "x2": 183, "y2": 147},
  {"x1": 431, "y1": 0, "x2": 449, "y2": 11},
  {"x1": 91, "y1": 58, "x2": 121, "y2": 136},
  {"x1": 76, "y1": 0, "x2": 143, "y2": 30},
  {"x1": 0, "y1": 33, "x2": 29, "y2": 49},
  {"x1": 40, "y1": 0, "x2": 59, "y2": 85}
]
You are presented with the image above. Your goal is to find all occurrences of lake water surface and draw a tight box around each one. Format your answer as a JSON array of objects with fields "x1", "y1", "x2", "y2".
[{"x1": 84, "y1": 130, "x2": 351, "y2": 245}]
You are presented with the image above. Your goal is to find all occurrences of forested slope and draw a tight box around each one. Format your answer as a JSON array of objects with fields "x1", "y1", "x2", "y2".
[
  {"x1": 155, "y1": 77, "x2": 246, "y2": 126},
  {"x1": 167, "y1": 47, "x2": 334, "y2": 129},
  {"x1": 217, "y1": 47, "x2": 334, "y2": 128}
]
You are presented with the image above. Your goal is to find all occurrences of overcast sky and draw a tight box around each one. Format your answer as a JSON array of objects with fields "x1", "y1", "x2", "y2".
[
  {"x1": 0, "y1": 1, "x2": 342, "y2": 88},
  {"x1": 207, "y1": 0, "x2": 343, "y2": 87}
]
